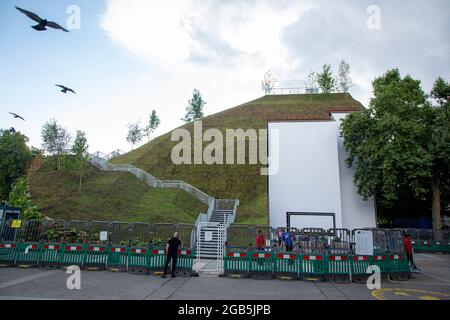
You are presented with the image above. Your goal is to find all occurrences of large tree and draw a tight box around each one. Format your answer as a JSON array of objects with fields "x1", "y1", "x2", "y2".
[
  {"x1": 0, "y1": 130, "x2": 33, "y2": 200},
  {"x1": 41, "y1": 119, "x2": 71, "y2": 170},
  {"x1": 182, "y1": 89, "x2": 206, "y2": 123},
  {"x1": 144, "y1": 110, "x2": 161, "y2": 141},
  {"x1": 71, "y1": 130, "x2": 89, "y2": 194},
  {"x1": 341, "y1": 69, "x2": 449, "y2": 234}
]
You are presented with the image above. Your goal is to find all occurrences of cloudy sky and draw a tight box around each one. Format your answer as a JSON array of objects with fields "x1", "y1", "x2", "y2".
[{"x1": 1, "y1": 0, "x2": 449, "y2": 153}]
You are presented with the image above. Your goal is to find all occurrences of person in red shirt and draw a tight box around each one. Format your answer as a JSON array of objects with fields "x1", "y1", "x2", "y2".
[
  {"x1": 404, "y1": 234, "x2": 420, "y2": 273},
  {"x1": 256, "y1": 230, "x2": 265, "y2": 250}
]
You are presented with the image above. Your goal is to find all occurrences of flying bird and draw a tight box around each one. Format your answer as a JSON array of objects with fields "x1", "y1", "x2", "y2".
[
  {"x1": 15, "y1": 6, "x2": 69, "y2": 32},
  {"x1": 9, "y1": 112, "x2": 25, "y2": 121},
  {"x1": 55, "y1": 84, "x2": 76, "y2": 94}
]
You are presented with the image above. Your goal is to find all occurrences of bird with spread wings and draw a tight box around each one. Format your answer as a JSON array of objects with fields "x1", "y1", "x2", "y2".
[
  {"x1": 9, "y1": 112, "x2": 25, "y2": 121},
  {"x1": 15, "y1": 6, "x2": 69, "y2": 32}
]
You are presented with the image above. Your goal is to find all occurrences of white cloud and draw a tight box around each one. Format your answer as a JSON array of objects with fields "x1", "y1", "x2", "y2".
[{"x1": 97, "y1": 0, "x2": 450, "y2": 153}]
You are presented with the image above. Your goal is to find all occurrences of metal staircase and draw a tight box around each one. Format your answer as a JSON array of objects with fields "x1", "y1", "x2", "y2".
[{"x1": 91, "y1": 150, "x2": 239, "y2": 274}]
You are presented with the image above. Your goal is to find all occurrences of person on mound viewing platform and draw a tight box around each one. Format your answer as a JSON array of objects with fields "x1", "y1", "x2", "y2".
[{"x1": 161, "y1": 232, "x2": 182, "y2": 278}]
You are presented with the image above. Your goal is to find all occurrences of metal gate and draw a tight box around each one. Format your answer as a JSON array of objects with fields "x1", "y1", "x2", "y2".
[{"x1": 194, "y1": 222, "x2": 227, "y2": 274}]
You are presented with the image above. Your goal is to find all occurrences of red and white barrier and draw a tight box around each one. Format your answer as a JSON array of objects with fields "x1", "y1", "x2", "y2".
[
  {"x1": 303, "y1": 255, "x2": 322, "y2": 261},
  {"x1": 0, "y1": 243, "x2": 16, "y2": 248},
  {"x1": 353, "y1": 256, "x2": 369, "y2": 261},
  {"x1": 329, "y1": 255, "x2": 347, "y2": 261},
  {"x1": 227, "y1": 252, "x2": 246, "y2": 258},
  {"x1": 65, "y1": 245, "x2": 82, "y2": 251},
  {"x1": 276, "y1": 253, "x2": 296, "y2": 260},
  {"x1": 43, "y1": 244, "x2": 59, "y2": 250}
]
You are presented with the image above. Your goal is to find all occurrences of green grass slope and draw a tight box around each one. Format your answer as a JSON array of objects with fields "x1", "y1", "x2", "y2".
[
  {"x1": 29, "y1": 159, "x2": 207, "y2": 223},
  {"x1": 111, "y1": 93, "x2": 363, "y2": 224}
]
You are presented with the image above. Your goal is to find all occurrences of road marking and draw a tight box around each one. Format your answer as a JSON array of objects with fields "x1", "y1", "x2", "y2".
[
  {"x1": 372, "y1": 288, "x2": 450, "y2": 300},
  {"x1": 0, "y1": 271, "x2": 57, "y2": 290}
]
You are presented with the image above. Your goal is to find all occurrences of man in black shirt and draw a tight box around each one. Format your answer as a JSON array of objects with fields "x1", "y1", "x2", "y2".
[{"x1": 162, "y1": 232, "x2": 182, "y2": 278}]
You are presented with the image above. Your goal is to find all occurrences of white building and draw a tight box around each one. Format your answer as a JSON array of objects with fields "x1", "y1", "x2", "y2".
[{"x1": 268, "y1": 112, "x2": 377, "y2": 230}]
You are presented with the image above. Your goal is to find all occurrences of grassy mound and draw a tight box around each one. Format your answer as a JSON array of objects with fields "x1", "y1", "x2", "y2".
[
  {"x1": 29, "y1": 158, "x2": 207, "y2": 223},
  {"x1": 111, "y1": 93, "x2": 363, "y2": 224}
]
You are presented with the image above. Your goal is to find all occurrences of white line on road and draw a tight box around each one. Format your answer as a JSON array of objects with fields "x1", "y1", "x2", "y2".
[{"x1": 0, "y1": 271, "x2": 58, "y2": 290}]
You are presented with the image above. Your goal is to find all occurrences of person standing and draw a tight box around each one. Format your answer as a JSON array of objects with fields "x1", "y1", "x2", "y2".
[
  {"x1": 403, "y1": 234, "x2": 420, "y2": 273},
  {"x1": 282, "y1": 229, "x2": 293, "y2": 252},
  {"x1": 256, "y1": 230, "x2": 265, "y2": 251},
  {"x1": 277, "y1": 228, "x2": 283, "y2": 247},
  {"x1": 162, "y1": 232, "x2": 182, "y2": 278}
]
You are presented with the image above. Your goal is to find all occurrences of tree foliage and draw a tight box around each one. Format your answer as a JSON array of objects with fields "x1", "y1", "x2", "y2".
[
  {"x1": 182, "y1": 89, "x2": 206, "y2": 123},
  {"x1": 341, "y1": 69, "x2": 449, "y2": 231},
  {"x1": 317, "y1": 64, "x2": 336, "y2": 94},
  {"x1": 144, "y1": 110, "x2": 161, "y2": 141},
  {"x1": 41, "y1": 119, "x2": 71, "y2": 170},
  {"x1": 71, "y1": 130, "x2": 89, "y2": 194},
  {"x1": 338, "y1": 60, "x2": 352, "y2": 94},
  {"x1": 126, "y1": 122, "x2": 143, "y2": 149},
  {"x1": 8, "y1": 176, "x2": 42, "y2": 220},
  {"x1": 0, "y1": 130, "x2": 33, "y2": 200}
]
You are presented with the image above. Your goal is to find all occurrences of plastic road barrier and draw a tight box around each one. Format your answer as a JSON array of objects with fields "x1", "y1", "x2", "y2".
[
  {"x1": 149, "y1": 248, "x2": 166, "y2": 275},
  {"x1": 0, "y1": 242, "x2": 17, "y2": 267},
  {"x1": 446, "y1": 241, "x2": 450, "y2": 254},
  {"x1": 325, "y1": 255, "x2": 350, "y2": 283},
  {"x1": 108, "y1": 246, "x2": 128, "y2": 272},
  {"x1": 224, "y1": 249, "x2": 249, "y2": 278},
  {"x1": 15, "y1": 243, "x2": 41, "y2": 268},
  {"x1": 372, "y1": 255, "x2": 388, "y2": 280},
  {"x1": 431, "y1": 241, "x2": 446, "y2": 253},
  {"x1": 274, "y1": 252, "x2": 298, "y2": 280},
  {"x1": 410, "y1": 240, "x2": 418, "y2": 252},
  {"x1": 388, "y1": 254, "x2": 410, "y2": 281},
  {"x1": 175, "y1": 249, "x2": 194, "y2": 276},
  {"x1": 249, "y1": 251, "x2": 274, "y2": 279},
  {"x1": 83, "y1": 245, "x2": 107, "y2": 271},
  {"x1": 351, "y1": 255, "x2": 371, "y2": 283},
  {"x1": 38, "y1": 244, "x2": 61, "y2": 269},
  {"x1": 128, "y1": 246, "x2": 150, "y2": 275},
  {"x1": 298, "y1": 254, "x2": 325, "y2": 282},
  {"x1": 418, "y1": 240, "x2": 432, "y2": 253},
  {"x1": 61, "y1": 244, "x2": 85, "y2": 268}
]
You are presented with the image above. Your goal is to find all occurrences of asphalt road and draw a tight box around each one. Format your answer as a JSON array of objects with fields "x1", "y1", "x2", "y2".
[{"x1": 0, "y1": 254, "x2": 448, "y2": 300}]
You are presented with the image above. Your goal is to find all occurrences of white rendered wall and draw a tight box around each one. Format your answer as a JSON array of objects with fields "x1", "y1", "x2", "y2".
[
  {"x1": 331, "y1": 113, "x2": 377, "y2": 229},
  {"x1": 268, "y1": 121, "x2": 343, "y2": 229}
]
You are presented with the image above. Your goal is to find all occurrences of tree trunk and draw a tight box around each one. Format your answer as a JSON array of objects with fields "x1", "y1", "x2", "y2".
[
  {"x1": 78, "y1": 161, "x2": 84, "y2": 194},
  {"x1": 431, "y1": 177, "x2": 443, "y2": 240}
]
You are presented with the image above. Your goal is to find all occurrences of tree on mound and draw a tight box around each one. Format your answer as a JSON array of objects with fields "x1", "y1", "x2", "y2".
[
  {"x1": 182, "y1": 89, "x2": 206, "y2": 123},
  {"x1": 41, "y1": 119, "x2": 71, "y2": 171},
  {"x1": 144, "y1": 110, "x2": 160, "y2": 141},
  {"x1": 71, "y1": 130, "x2": 89, "y2": 194},
  {"x1": 126, "y1": 122, "x2": 143, "y2": 150}
]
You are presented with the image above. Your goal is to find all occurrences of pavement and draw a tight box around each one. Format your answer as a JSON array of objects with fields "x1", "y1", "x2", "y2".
[{"x1": 0, "y1": 254, "x2": 448, "y2": 300}]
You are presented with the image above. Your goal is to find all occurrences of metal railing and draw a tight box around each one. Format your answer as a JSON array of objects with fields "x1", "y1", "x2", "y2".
[
  {"x1": 0, "y1": 219, "x2": 194, "y2": 247},
  {"x1": 90, "y1": 153, "x2": 213, "y2": 205}
]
